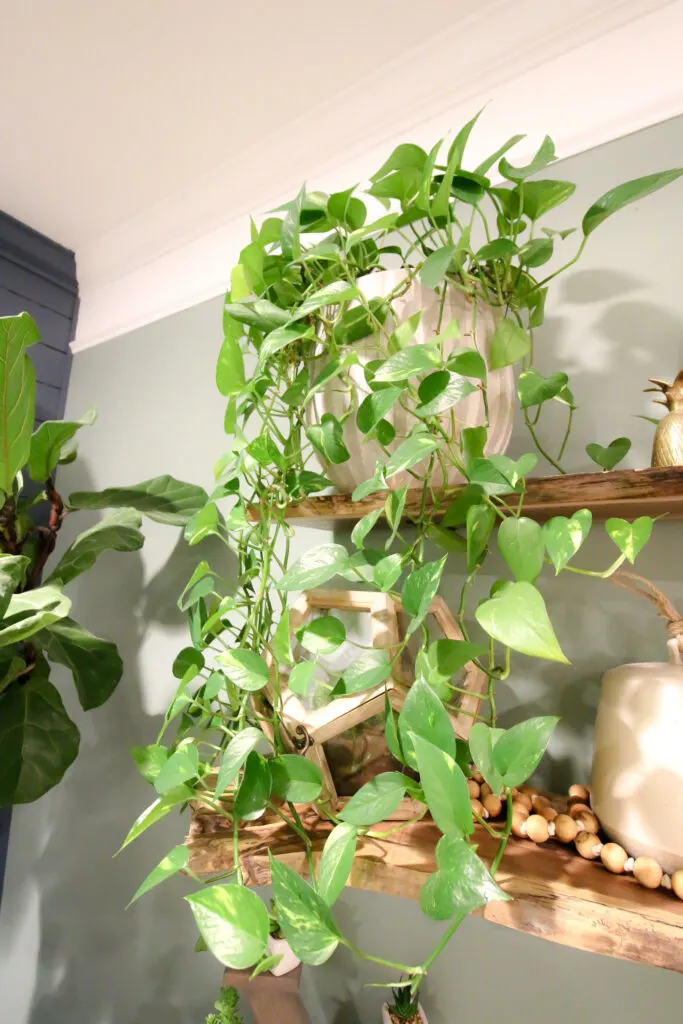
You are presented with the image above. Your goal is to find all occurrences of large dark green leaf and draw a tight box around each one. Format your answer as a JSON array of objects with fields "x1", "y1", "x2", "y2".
[
  {"x1": 0, "y1": 313, "x2": 39, "y2": 497},
  {"x1": 276, "y1": 543, "x2": 349, "y2": 591},
  {"x1": 356, "y1": 387, "x2": 403, "y2": 434},
  {"x1": 466, "y1": 504, "x2": 496, "y2": 572},
  {"x1": 317, "y1": 823, "x2": 357, "y2": 906},
  {"x1": 0, "y1": 656, "x2": 80, "y2": 804},
  {"x1": 234, "y1": 752, "x2": 271, "y2": 820},
  {"x1": 415, "y1": 371, "x2": 477, "y2": 417},
  {"x1": 186, "y1": 885, "x2": 269, "y2": 969},
  {"x1": 46, "y1": 508, "x2": 144, "y2": 586},
  {"x1": 269, "y1": 855, "x2": 342, "y2": 965},
  {"x1": 28, "y1": 407, "x2": 96, "y2": 482},
  {"x1": 398, "y1": 678, "x2": 455, "y2": 770},
  {"x1": 420, "y1": 833, "x2": 509, "y2": 921},
  {"x1": 0, "y1": 585, "x2": 71, "y2": 647},
  {"x1": 475, "y1": 581, "x2": 568, "y2": 663},
  {"x1": 411, "y1": 734, "x2": 472, "y2": 837},
  {"x1": 583, "y1": 169, "x2": 683, "y2": 236},
  {"x1": 68, "y1": 475, "x2": 208, "y2": 526},
  {"x1": 497, "y1": 517, "x2": 544, "y2": 583},
  {"x1": 493, "y1": 716, "x2": 559, "y2": 787},
  {"x1": 0, "y1": 554, "x2": 29, "y2": 617},
  {"x1": 338, "y1": 772, "x2": 406, "y2": 825},
  {"x1": 270, "y1": 754, "x2": 322, "y2": 803},
  {"x1": 35, "y1": 616, "x2": 122, "y2": 710}
]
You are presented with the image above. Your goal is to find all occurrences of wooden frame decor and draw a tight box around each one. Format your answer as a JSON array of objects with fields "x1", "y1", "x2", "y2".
[{"x1": 255, "y1": 589, "x2": 487, "y2": 803}]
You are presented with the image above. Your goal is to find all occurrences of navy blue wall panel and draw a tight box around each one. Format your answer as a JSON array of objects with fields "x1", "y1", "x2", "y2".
[{"x1": 0, "y1": 211, "x2": 78, "y2": 904}]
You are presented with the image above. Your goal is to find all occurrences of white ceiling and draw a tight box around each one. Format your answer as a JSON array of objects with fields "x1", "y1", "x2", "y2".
[{"x1": 3, "y1": 0, "x2": 683, "y2": 350}]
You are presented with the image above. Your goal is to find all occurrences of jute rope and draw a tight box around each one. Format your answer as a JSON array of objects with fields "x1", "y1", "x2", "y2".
[{"x1": 610, "y1": 570, "x2": 683, "y2": 664}]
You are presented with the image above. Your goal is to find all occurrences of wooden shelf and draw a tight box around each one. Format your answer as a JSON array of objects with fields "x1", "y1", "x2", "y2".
[
  {"x1": 270, "y1": 466, "x2": 683, "y2": 526},
  {"x1": 188, "y1": 800, "x2": 683, "y2": 974}
]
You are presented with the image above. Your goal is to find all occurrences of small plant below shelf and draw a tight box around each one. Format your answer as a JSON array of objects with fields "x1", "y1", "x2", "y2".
[
  {"x1": 205, "y1": 986, "x2": 243, "y2": 1024},
  {"x1": 386, "y1": 982, "x2": 423, "y2": 1024}
]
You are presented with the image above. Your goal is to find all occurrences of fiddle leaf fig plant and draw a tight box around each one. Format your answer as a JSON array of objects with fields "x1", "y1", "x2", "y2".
[
  {"x1": 123, "y1": 123, "x2": 681, "y2": 988},
  {"x1": 0, "y1": 312, "x2": 207, "y2": 805}
]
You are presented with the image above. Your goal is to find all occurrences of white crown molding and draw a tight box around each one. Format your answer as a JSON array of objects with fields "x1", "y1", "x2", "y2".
[{"x1": 73, "y1": 0, "x2": 683, "y2": 351}]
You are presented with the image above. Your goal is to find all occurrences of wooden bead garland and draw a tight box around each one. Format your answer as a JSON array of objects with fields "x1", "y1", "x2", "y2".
[{"x1": 468, "y1": 772, "x2": 683, "y2": 902}]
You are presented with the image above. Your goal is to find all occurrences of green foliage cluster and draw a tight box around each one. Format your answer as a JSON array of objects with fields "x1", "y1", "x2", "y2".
[
  {"x1": 0, "y1": 313, "x2": 205, "y2": 804},
  {"x1": 121, "y1": 120, "x2": 682, "y2": 987},
  {"x1": 205, "y1": 986, "x2": 243, "y2": 1024}
]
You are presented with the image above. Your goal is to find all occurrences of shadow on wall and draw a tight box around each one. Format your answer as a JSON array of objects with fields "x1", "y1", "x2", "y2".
[{"x1": 0, "y1": 460, "x2": 244, "y2": 1024}]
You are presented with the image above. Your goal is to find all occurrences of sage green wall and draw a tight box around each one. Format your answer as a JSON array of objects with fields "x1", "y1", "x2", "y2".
[{"x1": 2, "y1": 115, "x2": 683, "y2": 1024}]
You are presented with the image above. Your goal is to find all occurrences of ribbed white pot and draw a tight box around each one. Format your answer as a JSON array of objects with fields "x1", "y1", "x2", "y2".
[
  {"x1": 591, "y1": 644, "x2": 683, "y2": 874},
  {"x1": 267, "y1": 935, "x2": 301, "y2": 976},
  {"x1": 307, "y1": 269, "x2": 514, "y2": 491},
  {"x1": 382, "y1": 1002, "x2": 428, "y2": 1024}
]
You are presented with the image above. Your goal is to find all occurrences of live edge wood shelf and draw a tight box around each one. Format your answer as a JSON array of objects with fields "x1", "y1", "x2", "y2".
[
  {"x1": 269, "y1": 466, "x2": 683, "y2": 526},
  {"x1": 188, "y1": 800, "x2": 683, "y2": 975}
]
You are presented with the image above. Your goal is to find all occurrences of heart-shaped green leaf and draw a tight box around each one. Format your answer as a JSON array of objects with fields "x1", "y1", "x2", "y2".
[
  {"x1": 0, "y1": 313, "x2": 39, "y2": 498},
  {"x1": 497, "y1": 517, "x2": 544, "y2": 583},
  {"x1": 316, "y1": 823, "x2": 358, "y2": 906},
  {"x1": 521, "y1": 179, "x2": 576, "y2": 220},
  {"x1": 277, "y1": 543, "x2": 349, "y2": 591},
  {"x1": 468, "y1": 723, "x2": 504, "y2": 796},
  {"x1": 466, "y1": 504, "x2": 496, "y2": 572},
  {"x1": 215, "y1": 727, "x2": 265, "y2": 797},
  {"x1": 543, "y1": 509, "x2": 592, "y2": 573},
  {"x1": 287, "y1": 661, "x2": 317, "y2": 697},
  {"x1": 410, "y1": 734, "x2": 473, "y2": 837},
  {"x1": 373, "y1": 345, "x2": 441, "y2": 382},
  {"x1": 475, "y1": 581, "x2": 569, "y2": 663},
  {"x1": 270, "y1": 754, "x2": 322, "y2": 804},
  {"x1": 398, "y1": 679, "x2": 455, "y2": 770},
  {"x1": 489, "y1": 319, "x2": 531, "y2": 370},
  {"x1": 356, "y1": 387, "x2": 403, "y2": 435},
  {"x1": 493, "y1": 716, "x2": 559, "y2": 788},
  {"x1": 373, "y1": 553, "x2": 403, "y2": 592},
  {"x1": 218, "y1": 649, "x2": 269, "y2": 692},
  {"x1": 306, "y1": 414, "x2": 350, "y2": 465},
  {"x1": 186, "y1": 885, "x2": 269, "y2": 969},
  {"x1": 420, "y1": 243, "x2": 456, "y2": 288},
  {"x1": 415, "y1": 371, "x2": 477, "y2": 417},
  {"x1": 338, "y1": 772, "x2": 406, "y2": 825},
  {"x1": 585, "y1": 437, "x2": 631, "y2": 470},
  {"x1": 333, "y1": 648, "x2": 391, "y2": 696},
  {"x1": 234, "y1": 751, "x2": 272, "y2": 820},
  {"x1": 517, "y1": 370, "x2": 569, "y2": 409},
  {"x1": 384, "y1": 431, "x2": 440, "y2": 480},
  {"x1": 296, "y1": 615, "x2": 346, "y2": 655},
  {"x1": 583, "y1": 169, "x2": 683, "y2": 236},
  {"x1": 499, "y1": 136, "x2": 556, "y2": 183},
  {"x1": 351, "y1": 508, "x2": 383, "y2": 550},
  {"x1": 605, "y1": 516, "x2": 653, "y2": 564},
  {"x1": 486, "y1": 453, "x2": 538, "y2": 489},
  {"x1": 269, "y1": 855, "x2": 342, "y2": 965},
  {"x1": 128, "y1": 845, "x2": 189, "y2": 907},
  {"x1": 401, "y1": 556, "x2": 447, "y2": 631},
  {"x1": 420, "y1": 833, "x2": 510, "y2": 921}
]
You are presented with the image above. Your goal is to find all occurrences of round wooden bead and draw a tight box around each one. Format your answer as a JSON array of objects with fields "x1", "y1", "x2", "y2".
[
  {"x1": 482, "y1": 794, "x2": 503, "y2": 819},
  {"x1": 511, "y1": 810, "x2": 529, "y2": 838},
  {"x1": 511, "y1": 801, "x2": 530, "y2": 820},
  {"x1": 600, "y1": 842, "x2": 628, "y2": 874},
  {"x1": 575, "y1": 832, "x2": 602, "y2": 860},
  {"x1": 538, "y1": 804, "x2": 558, "y2": 822},
  {"x1": 467, "y1": 779, "x2": 481, "y2": 799},
  {"x1": 470, "y1": 797, "x2": 487, "y2": 819},
  {"x1": 525, "y1": 814, "x2": 550, "y2": 843},
  {"x1": 569, "y1": 802, "x2": 592, "y2": 820},
  {"x1": 574, "y1": 810, "x2": 599, "y2": 834},
  {"x1": 471, "y1": 769, "x2": 484, "y2": 784},
  {"x1": 480, "y1": 782, "x2": 493, "y2": 799},
  {"x1": 568, "y1": 783, "x2": 590, "y2": 801},
  {"x1": 518, "y1": 785, "x2": 537, "y2": 798},
  {"x1": 554, "y1": 813, "x2": 578, "y2": 843},
  {"x1": 532, "y1": 793, "x2": 551, "y2": 811},
  {"x1": 513, "y1": 792, "x2": 533, "y2": 812},
  {"x1": 633, "y1": 857, "x2": 663, "y2": 889},
  {"x1": 671, "y1": 871, "x2": 683, "y2": 900}
]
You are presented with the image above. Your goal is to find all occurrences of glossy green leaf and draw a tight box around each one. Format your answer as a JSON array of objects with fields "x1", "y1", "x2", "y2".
[
  {"x1": 338, "y1": 772, "x2": 406, "y2": 825},
  {"x1": 269, "y1": 855, "x2": 341, "y2": 965},
  {"x1": 0, "y1": 658, "x2": 80, "y2": 804},
  {"x1": 432, "y1": 109, "x2": 483, "y2": 218},
  {"x1": 476, "y1": 238, "x2": 518, "y2": 260},
  {"x1": 272, "y1": 610, "x2": 294, "y2": 666},
  {"x1": 415, "y1": 371, "x2": 477, "y2": 417},
  {"x1": 475, "y1": 581, "x2": 569, "y2": 663},
  {"x1": 317, "y1": 822, "x2": 358, "y2": 906},
  {"x1": 486, "y1": 453, "x2": 538, "y2": 489},
  {"x1": 184, "y1": 502, "x2": 221, "y2": 545},
  {"x1": 373, "y1": 553, "x2": 403, "y2": 592},
  {"x1": 398, "y1": 678, "x2": 456, "y2": 770},
  {"x1": 186, "y1": 884, "x2": 269, "y2": 969},
  {"x1": 356, "y1": 387, "x2": 403, "y2": 434},
  {"x1": 296, "y1": 615, "x2": 345, "y2": 655},
  {"x1": 420, "y1": 833, "x2": 509, "y2": 921},
  {"x1": 350, "y1": 460, "x2": 387, "y2": 503},
  {"x1": 0, "y1": 313, "x2": 39, "y2": 497},
  {"x1": 234, "y1": 751, "x2": 271, "y2": 820},
  {"x1": 279, "y1": 662, "x2": 314, "y2": 701},
  {"x1": 219, "y1": 648, "x2": 270, "y2": 692},
  {"x1": 583, "y1": 169, "x2": 683, "y2": 236},
  {"x1": 28, "y1": 406, "x2": 96, "y2": 482},
  {"x1": 306, "y1": 414, "x2": 350, "y2": 465},
  {"x1": 35, "y1": 617, "x2": 123, "y2": 711},
  {"x1": 489, "y1": 319, "x2": 530, "y2": 370},
  {"x1": 128, "y1": 845, "x2": 189, "y2": 906},
  {"x1": 131, "y1": 743, "x2": 169, "y2": 784},
  {"x1": 69, "y1": 475, "x2": 208, "y2": 527},
  {"x1": 517, "y1": 370, "x2": 569, "y2": 409},
  {"x1": 517, "y1": 238, "x2": 554, "y2": 267},
  {"x1": 119, "y1": 784, "x2": 194, "y2": 851},
  {"x1": 401, "y1": 556, "x2": 447, "y2": 631},
  {"x1": 172, "y1": 647, "x2": 204, "y2": 680},
  {"x1": 46, "y1": 508, "x2": 144, "y2": 587},
  {"x1": 474, "y1": 134, "x2": 525, "y2": 175},
  {"x1": 441, "y1": 484, "x2": 484, "y2": 528},
  {"x1": 259, "y1": 324, "x2": 314, "y2": 364},
  {"x1": 178, "y1": 561, "x2": 213, "y2": 612},
  {"x1": 373, "y1": 345, "x2": 440, "y2": 383},
  {"x1": 291, "y1": 280, "x2": 358, "y2": 321},
  {"x1": 499, "y1": 136, "x2": 556, "y2": 183},
  {"x1": 430, "y1": 638, "x2": 486, "y2": 676},
  {"x1": 154, "y1": 744, "x2": 199, "y2": 794},
  {"x1": 410, "y1": 733, "x2": 473, "y2": 836},
  {"x1": 327, "y1": 188, "x2": 366, "y2": 230},
  {"x1": 277, "y1": 543, "x2": 349, "y2": 592},
  {"x1": 0, "y1": 585, "x2": 71, "y2": 647},
  {"x1": 466, "y1": 504, "x2": 496, "y2": 572},
  {"x1": 605, "y1": 516, "x2": 653, "y2": 564},
  {"x1": 216, "y1": 337, "x2": 246, "y2": 396},
  {"x1": 468, "y1": 723, "x2": 504, "y2": 797},
  {"x1": 371, "y1": 143, "x2": 427, "y2": 182},
  {"x1": 270, "y1": 754, "x2": 322, "y2": 804},
  {"x1": 447, "y1": 348, "x2": 487, "y2": 381},
  {"x1": 334, "y1": 648, "x2": 391, "y2": 696},
  {"x1": 384, "y1": 431, "x2": 440, "y2": 480},
  {"x1": 543, "y1": 510, "x2": 592, "y2": 573},
  {"x1": 493, "y1": 716, "x2": 559, "y2": 787},
  {"x1": 215, "y1": 727, "x2": 265, "y2": 797},
  {"x1": 521, "y1": 179, "x2": 576, "y2": 220},
  {"x1": 497, "y1": 517, "x2": 544, "y2": 583},
  {"x1": 420, "y1": 244, "x2": 455, "y2": 287},
  {"x1": 0, "y1": 554, "x2": 29, "y2": 618},
  {"x1": 351, "y1": 508, "x2": 383, "y2": 549},
  {"x1": 586, "y1": 437, "x2": 631, "y2": 470}
]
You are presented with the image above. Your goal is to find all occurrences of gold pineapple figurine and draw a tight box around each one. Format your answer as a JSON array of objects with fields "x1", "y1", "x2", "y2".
[{"x1": 645, "y1": 371, "x2": 683, "y2": 467}]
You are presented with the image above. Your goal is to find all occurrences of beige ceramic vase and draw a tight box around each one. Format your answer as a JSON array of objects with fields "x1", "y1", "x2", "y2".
[
  {"x1": 591, "y1": 639, "x2": 683, "y2": 874},
  {"x1": 307, "y1": 269, "x2": 515, "y2": 492}
]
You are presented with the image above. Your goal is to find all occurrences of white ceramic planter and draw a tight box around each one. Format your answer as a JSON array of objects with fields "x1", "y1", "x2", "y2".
[
  {"x1": 382, "y1": 1002, "x2": 428, "y2": 1024},
  {"x1": 591, "y1": 643, "x2": 683, "y2": 874},
  {"x1": 267, "y1": 934, "x2": 301, "y2": 976},
  {"x1": 306, "y1": 269, "x2": 514, "y2": 492}
]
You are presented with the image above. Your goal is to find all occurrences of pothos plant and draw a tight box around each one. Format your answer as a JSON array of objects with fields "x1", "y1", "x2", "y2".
[
  {"x1": 0, "y1": 313, "x2": 208, "y2": 805},
  {"x1": 122, "y1": 121, "x2": 681, "y2": 990}
]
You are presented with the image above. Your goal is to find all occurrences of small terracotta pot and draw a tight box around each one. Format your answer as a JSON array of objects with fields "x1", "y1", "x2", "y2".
[
  {"x1": 267, "y1": 935, "x2": 301, "y2": 976},
  {"x1": 382, "y1": 1002, "x2": 428, "y2": 1024}
]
